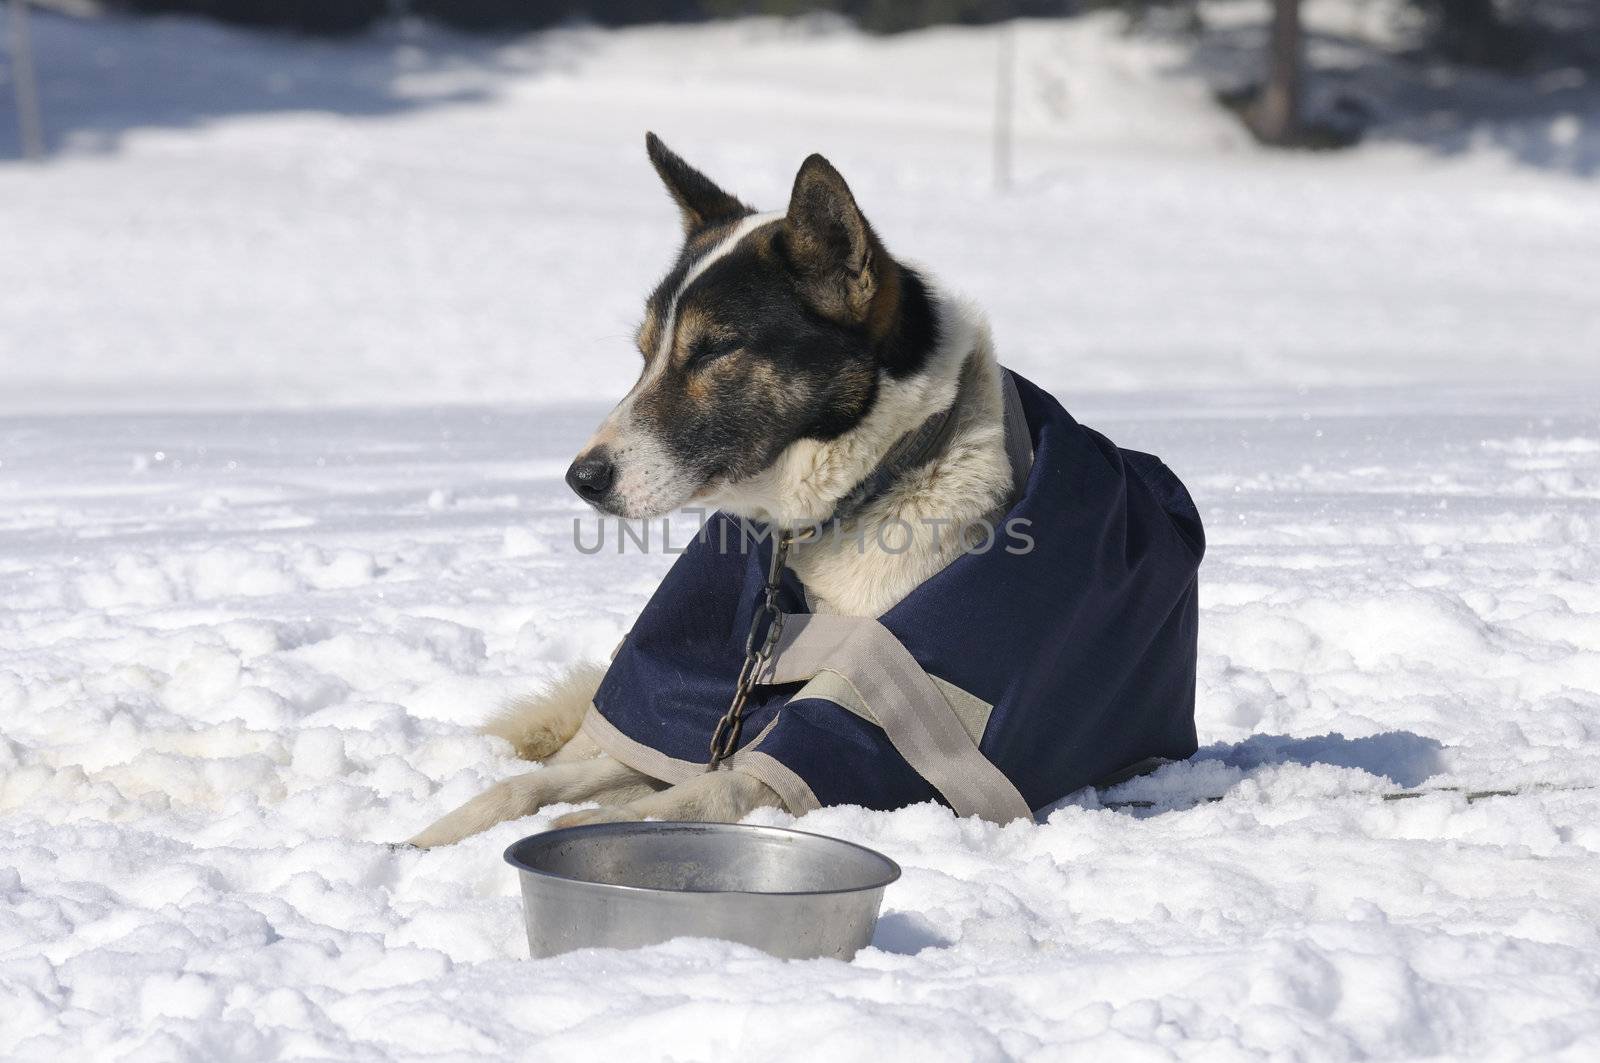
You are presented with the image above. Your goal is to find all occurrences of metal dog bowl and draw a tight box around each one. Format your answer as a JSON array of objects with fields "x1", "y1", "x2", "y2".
[{"x1": 504, "y1": 822, "x2": 901, "y2": 960}]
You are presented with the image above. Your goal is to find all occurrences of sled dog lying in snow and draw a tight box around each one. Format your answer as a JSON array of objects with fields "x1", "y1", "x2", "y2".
[{"x1": 410, "y1": 135, "x2": 1204, "y2": 847}]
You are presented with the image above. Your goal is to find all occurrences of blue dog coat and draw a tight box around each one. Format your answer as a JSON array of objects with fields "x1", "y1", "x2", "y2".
[{"x1": 583, "y1": 370, "x2": 1205, "y2": 821}]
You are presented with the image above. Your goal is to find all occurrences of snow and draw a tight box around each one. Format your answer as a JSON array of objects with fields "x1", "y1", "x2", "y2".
[
  {"x1": 5, "y1": 6, "x2": 1599, "y2": 411},
  {"x1": 3, "y1": 5, "x2": 1600, "y2": 1060}
]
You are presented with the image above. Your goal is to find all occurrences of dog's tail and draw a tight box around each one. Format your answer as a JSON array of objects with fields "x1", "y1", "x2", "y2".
[{"x1": 485, "y1": 662, "x2": 608, "y2": 762}]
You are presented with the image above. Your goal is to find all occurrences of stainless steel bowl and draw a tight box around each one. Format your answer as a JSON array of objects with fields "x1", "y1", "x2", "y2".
[{"x1": 504, "y1": 822, "x2": 901, "y2": 960}]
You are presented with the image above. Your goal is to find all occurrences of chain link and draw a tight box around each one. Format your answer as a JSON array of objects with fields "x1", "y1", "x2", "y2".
[{"x1": 706, "y1": 530, "x2": 797, "y2": 770}]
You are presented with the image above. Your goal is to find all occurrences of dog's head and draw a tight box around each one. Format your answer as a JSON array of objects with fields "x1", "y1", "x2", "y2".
[{"x1": 565, "y1": 133, "x2": 937, "y2": 520}]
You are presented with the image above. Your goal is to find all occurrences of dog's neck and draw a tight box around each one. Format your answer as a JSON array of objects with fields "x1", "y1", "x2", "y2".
[{"x1": 708, "y1": 289, "x2": 1016, "y2": 617}]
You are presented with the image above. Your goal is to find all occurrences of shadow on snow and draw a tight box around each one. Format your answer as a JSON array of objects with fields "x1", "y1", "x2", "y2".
[
  {"x1": 1045, "y1": 729, "x2": 1452, "y2": 820},
  {"x1": 0, "y1": 10, "x2": 592, "y2": 158}
]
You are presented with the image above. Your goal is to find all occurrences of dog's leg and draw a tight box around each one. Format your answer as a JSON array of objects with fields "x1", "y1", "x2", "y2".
[
  {"x1": 542, "y1": 728, "x2": 604, "y2": 764},
  {"x1": 407, "y1": 753, "x2": 663, "y2": 848},
  {"x1": 483, "y1": 662, "x2": 608, "y2": 761},
  {"x1": 550, "y1": 770, "x2": 783, "y2": 829}
]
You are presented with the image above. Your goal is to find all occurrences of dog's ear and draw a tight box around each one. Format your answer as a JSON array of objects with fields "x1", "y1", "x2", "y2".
[
  {"x1": 782, "y1": 153, "x2": 881, "y2": 325},
  {"x1": 646, "y1": 132, "x2": 749, "y2": 235}
]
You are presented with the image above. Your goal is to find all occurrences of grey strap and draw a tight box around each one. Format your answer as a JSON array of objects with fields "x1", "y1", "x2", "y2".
[
  {"x1": 1000, "y1": 369, "x2": 1034, "y2": 507},
  {"x1": 581, "y1": 708, "x2": 702, "y2": 784},
  {"x1": 763, "y1": 613, "x2": 1033, "y2": 824},
  {"x1": 729, "y1": 750, "x2": 822, "y2": 816},
  {"x1": 794, "y1": 669, "x2": 995, "y2": 747},
  {"x1": 580, "y1": 709, "x2": 824, "y2": 815}
]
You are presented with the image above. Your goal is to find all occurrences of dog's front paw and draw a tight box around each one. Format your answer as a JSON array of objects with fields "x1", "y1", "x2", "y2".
[
  {"x1": 406, "y1": 776, "x2": 535, "y2": 848},
  {"x1": 549, "y1": 805, "x2": 641, "y2": 830},
  {"x1": 406, "y1": 817, "x2": 472, "y2": 850}
]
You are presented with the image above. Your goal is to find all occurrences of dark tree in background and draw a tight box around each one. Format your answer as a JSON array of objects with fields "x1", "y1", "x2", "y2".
[
  {"x1": 1427, "y1": 0, "x2": 1527, "y2": 68},
  {"x1": 100, "y1": 0, "x2": 1597, "y2": 154},
  {"x1": 410, "y1": 0, "x2": 707, "y2": 31},
  {"x1": 1248, "y1": 0, "x2": 1302, "y2": 146},
  {"x1": 110, "y1": 0, "x2": 387, "y2": 35},
  {"x1": 103, "y1": 0, "x2": 1599, "y2": 62},
  {"x1": 110, "y1": 0, "x2": 1072, "y2": 34}
]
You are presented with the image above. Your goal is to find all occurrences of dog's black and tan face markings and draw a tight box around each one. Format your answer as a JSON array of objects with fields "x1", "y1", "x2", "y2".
[{"x1": 565, "y1": 134, "x2": 939, "y2": 519}]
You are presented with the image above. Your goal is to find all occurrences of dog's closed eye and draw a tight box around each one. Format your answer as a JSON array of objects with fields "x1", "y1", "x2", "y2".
[{"x1": 687, "y1": 335, "x2": 742, "y2": 369}]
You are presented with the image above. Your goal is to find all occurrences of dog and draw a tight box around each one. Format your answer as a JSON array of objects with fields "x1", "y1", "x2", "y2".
[{"x1": 408, "y1": 134, "x2": 1027, "y2": 847}]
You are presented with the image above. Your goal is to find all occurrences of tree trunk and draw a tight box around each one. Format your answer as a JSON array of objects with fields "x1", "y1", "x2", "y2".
[
  {"x1": 8, "y1": 0, "x2": 44, "y2": 160},
  {"x1": 1251, "y1": 0, "x2": 1303, "y2": 146}
]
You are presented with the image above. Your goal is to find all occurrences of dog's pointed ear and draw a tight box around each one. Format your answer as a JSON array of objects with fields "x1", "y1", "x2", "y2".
[
  {"x1": 783, "y1": 153, "x2": 879, "y2": 324},
  {"x1": 646, "y1": 132, "x2": 749, "y2": 235}
]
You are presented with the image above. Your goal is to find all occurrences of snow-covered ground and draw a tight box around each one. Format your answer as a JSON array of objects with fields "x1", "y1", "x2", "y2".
[{"x1": 3, "y1": 4, "x2": 1599, "y2": 1060}]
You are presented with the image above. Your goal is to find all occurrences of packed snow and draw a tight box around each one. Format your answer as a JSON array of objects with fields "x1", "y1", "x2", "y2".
[{"x1": 3, "y1": 4, "x2": 1599, "y2": 1060}]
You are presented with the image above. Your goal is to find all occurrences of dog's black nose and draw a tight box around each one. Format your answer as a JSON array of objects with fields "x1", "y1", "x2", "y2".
[{"x1": 566, "y1": 450, "x2": 616, "y2": 503}]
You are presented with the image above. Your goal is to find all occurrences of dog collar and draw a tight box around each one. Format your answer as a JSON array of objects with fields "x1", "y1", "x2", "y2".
[{"x1": 822, "y1": 358, "x2": 974, "y2": 532}]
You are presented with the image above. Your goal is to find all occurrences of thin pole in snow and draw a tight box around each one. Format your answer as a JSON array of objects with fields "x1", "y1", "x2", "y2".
[
  {"x1": 992, "y1": 21, "x2": 1015, "y2": 193},
  {"x1": 8, "y1": 0, "x2": 44, "y2": 160}
]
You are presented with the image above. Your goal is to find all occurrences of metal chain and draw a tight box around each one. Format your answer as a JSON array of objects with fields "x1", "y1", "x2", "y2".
[{"x1": 706, "y1": 530, "x2": 796, "y2": 770}]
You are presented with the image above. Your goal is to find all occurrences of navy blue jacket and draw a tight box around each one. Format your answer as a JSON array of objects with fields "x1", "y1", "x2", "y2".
[{"x1": 586, "y1": 371, "x2": 1204, "y2": 820}]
